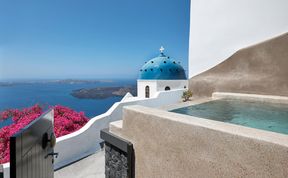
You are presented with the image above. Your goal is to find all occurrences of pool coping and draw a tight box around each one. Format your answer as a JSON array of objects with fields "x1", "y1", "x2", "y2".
[
  {"x1": 154, "y1": 92, "x2": 288, "y2": 147},
  {"x1": 157, "y1": 97, "x2": 212, "y2": 111},
  {"x1": 160, "y1": 92, "x2": 288, "y2": 111},
  {"x1": 126, "y1": 105, "x2": 288, "y2": 148},
  {"x1": 213, "y1": 92, "x2": 288, "y2": 104}
]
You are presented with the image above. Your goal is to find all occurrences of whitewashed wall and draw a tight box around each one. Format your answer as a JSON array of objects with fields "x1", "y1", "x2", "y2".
[
  {"x1": 137, "y1": 80, "x2": 158, "y2": 98},
  {"x1": 1, "y1": 89, "x2": 185, "y2": 178},
  {"x1": 54, "y1": 89, "x2": 184, "y2": 169},
  {"x1": 156, "y1": 80, "x2": 188, "y2": 91},
  {"x1": 189, "y1": 0, "x2": 288, "y2": 78},
  {"x1": 137, "y1": 80, "x2": 188, "y2": 98}
]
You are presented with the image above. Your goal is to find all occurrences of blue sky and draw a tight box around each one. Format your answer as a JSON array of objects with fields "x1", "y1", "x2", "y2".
[{"x1": 0, "y1": 0, "x2": 190, "y2": 80}]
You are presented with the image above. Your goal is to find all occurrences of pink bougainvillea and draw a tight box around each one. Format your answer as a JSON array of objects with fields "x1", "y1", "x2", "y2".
[
  {"x1": 53, "y1": 105, "x2": 88, "y2": 137},
  {"x1": 0, "y1": 105, "x2": 88, "y2": 164}
]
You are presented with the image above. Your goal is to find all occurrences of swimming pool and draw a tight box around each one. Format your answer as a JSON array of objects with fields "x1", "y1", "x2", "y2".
[{"x1": 171, "y1": 99, "x2": 288, "y2": 135}]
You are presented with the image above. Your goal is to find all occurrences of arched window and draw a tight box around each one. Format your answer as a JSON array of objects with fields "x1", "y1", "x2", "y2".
[
  {"x1": 145, "y1": 86, "x2": 150, "y2": 98},
  {"x1": 165, "y1": 86, "x2": 170, "y2": 91}
]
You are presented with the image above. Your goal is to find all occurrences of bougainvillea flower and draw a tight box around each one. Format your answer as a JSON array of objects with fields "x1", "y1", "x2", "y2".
[{"x1": 0, "y1": 105, "x2": 88, "y2": 164}]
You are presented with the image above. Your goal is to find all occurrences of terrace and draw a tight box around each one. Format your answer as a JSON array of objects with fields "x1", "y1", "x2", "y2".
[{"x1": 1, "y1": 0, "x2": 288, "y2": 178}]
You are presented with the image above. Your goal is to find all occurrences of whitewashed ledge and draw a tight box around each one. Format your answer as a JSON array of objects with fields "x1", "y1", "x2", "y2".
[
  {"x1": 212, "y1": 92, "x2": 288, "y2": 104},
  {"x1": 0, "y1": 89, "x2": 185, "y2": 178},
  {"x1": 0, "y1": 163, "x2": 9, "y2": 178}
]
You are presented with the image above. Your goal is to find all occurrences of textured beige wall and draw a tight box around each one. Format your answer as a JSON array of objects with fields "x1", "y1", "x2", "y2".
[
  {"x1": 189, "y1": 33, "x2": 288, "y2": 97},
  {"x1": 113, "y1": 105, "x2": 288, "y2": 178},
  {"x1": 189, "y1": 0, "x2": 288, "y2": 77}
]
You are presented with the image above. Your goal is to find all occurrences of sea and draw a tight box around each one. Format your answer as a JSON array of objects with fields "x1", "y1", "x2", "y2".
[{"x1": 0, "y1": 79, "x2": 136, "y2": 128}]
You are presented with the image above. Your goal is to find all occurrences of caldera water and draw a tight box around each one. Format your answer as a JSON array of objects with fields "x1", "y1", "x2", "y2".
[{"x1": 0, "y1": 79, "x2": 136, "y2": 128}]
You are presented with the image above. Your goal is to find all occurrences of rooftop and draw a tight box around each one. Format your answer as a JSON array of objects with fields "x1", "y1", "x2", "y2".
[{"x1": 139, "y1": 47, "x2": 187, "y2": 80}]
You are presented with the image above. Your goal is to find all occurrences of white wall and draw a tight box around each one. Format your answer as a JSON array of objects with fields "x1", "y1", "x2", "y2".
[
  {"x1": 156, "y1": 80, "x2": 188, "y2": 91},
  {"x1": 138, "y1": 80, "x2": 188, "y2": 98},
  {"x1": 1, "y1": 89, "x2": 185, "y2": 178},
  {"x1": 137, "y1": 80, "x2": 157, "y2": 98},
  {"x1": 189, "y1": 0, "x2": 288, "y2": 78},
  {"x1": 53, "y1": 89, "x2": 184, "y2": 170}
]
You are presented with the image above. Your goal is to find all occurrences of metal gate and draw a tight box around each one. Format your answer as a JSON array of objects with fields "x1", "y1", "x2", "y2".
[{"x1": 10, "y1": 110, "x2": 57, "y2": 178}]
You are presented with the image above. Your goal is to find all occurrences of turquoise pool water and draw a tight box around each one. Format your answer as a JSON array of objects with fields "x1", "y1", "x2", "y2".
[{"x1": 171, "y1": 99, "x2": 288, "y2": 135}]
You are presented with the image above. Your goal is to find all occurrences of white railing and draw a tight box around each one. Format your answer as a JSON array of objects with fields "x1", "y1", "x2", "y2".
[
  {"x1": 54, "y1": 89, "x2": 184, "y2": 169},
  {"x1": 0, "y1": 89, "x2": 184, "y2": 178}
]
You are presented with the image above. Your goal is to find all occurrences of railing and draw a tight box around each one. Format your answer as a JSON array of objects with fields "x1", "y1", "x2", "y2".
[
  {"x1": 54, "y1": 89, "x2": 184, "y2": 169},
  {"x1": 0, "y1": 89, "x2": 184, "y2": 178}
]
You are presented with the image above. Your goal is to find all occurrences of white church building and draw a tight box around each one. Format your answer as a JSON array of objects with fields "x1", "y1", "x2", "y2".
[{"x1": 137, "y1": 47, "x2": 188, "y2": 98}]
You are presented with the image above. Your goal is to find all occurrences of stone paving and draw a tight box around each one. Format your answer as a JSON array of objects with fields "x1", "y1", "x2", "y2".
[{"x1": 54, "y1": 150, "x2": 104, "y2": 178}]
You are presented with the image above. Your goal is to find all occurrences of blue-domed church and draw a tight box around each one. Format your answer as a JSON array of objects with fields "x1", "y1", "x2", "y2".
[{"x1": 137, "y1": 46, "x2": 188, "y2": 98}]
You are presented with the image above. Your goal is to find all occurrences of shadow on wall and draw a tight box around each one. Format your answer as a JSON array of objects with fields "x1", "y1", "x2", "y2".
[{"x1": 189, "y1": 32, "x2": 288, "y2": 97}]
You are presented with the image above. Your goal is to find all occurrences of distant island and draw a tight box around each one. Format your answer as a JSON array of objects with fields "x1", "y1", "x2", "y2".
[
  {"x1": 71, "y1": 86, "x2": 137, "y2": 99},
  {"x1": 0, "y1": 79, "x2": 114, "y2": 87},
  {"x1": 52, "y1": 79, "x2": 114, "y2": 84},
  {"x1": 0, "y1": 82, "x2": 15, "y2": 87}
]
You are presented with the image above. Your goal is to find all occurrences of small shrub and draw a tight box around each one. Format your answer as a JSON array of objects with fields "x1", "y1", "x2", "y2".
[{"x1": 182, "y1": 90, "x2": 193, "y2": 102}]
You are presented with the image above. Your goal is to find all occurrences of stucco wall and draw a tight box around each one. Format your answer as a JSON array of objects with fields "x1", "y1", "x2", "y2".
[
  {"x1": 137, "y1": 80, "x2": 157, "y2": 98},
  {"x1": 112, "y1": 105, "x2": 288, "y2": 178},
  {"x1": 189, "y1": 0, "x2": 288, "y2": 77},
  {"x1": 189, "y1": 33, "x2": 288, "y2": 97},
  {"x1": 156, "y1": 80, "x2": 188, "y2": 92},
  {"x1": 53, "y1": 89, "x2": 184, "y2": 171},
  {"x1": 137, "y1": 80, "x2": 188, "y2": 98}
]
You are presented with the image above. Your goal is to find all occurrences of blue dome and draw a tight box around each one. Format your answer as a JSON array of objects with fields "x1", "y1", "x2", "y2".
[{"x1": 139, "y1": 53, "x2": 187, "y2": 80}]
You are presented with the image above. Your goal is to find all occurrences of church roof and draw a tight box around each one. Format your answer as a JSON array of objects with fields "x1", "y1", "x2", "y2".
[{"x1": 139, "y1": 47, "x2": 187, "y2": 80}]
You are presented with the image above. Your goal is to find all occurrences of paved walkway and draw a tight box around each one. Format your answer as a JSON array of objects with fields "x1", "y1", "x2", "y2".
[{"x1": 54, "y1": 150, "x2": 105, "y2": 178}]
